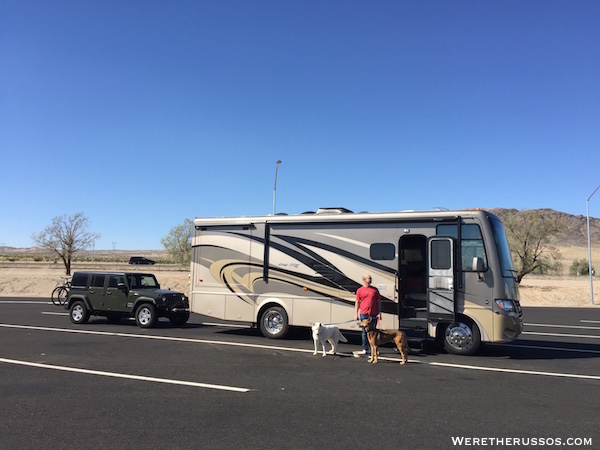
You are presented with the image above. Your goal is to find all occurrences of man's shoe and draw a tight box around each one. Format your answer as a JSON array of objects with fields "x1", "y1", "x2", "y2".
[{"x1": 353, "y1": 350, "x2": 367, "y2": 358}]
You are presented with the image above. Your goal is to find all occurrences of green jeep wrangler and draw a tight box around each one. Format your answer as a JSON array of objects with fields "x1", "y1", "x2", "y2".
[{"x1": 65, "y1": 271, "x2": 189, "y2": 328}]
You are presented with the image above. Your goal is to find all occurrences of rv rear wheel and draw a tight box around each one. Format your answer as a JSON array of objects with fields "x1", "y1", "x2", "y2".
[
  {"x1": 442, "y1": 318, "x2": 481, "y2": 355},
  {"x1": 259, "y1": 306, "x2": 289, "y2": 339}
]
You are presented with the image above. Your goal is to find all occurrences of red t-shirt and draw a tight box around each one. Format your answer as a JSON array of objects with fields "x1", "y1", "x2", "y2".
[{"x1": 356, "y1": 285, "x2": 381, "y2": 316}]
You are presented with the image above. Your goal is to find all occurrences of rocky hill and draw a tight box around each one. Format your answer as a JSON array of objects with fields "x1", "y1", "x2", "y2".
[{"x1": 488, "y1": 208, "x2": 600, "y2": 247}]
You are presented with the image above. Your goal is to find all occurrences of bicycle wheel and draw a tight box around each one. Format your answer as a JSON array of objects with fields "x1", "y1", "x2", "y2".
[
  {"x1": 57, "y1": 286, "x2": 69, "y2": 305},
  {"x1": 51, "y1": 286, "x2": 62, "y2": 305},
  {"x1": 52, "y1": 286, "x2": 68, "y2": 305}
]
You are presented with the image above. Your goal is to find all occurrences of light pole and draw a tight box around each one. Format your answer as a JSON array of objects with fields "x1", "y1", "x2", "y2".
[
  {"x1": 586, "y1": 183, "x2": 600, "y2": 305},
  {"x1": 273, "y1": 160, "x2": 282, "y2": 216}
]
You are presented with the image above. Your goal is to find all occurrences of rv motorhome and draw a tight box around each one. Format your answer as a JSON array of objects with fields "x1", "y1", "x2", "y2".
[{"x1": 190, "y1": 208, "x2": 523, "y2": 355}]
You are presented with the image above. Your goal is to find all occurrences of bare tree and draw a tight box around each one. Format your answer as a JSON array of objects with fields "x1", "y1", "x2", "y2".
[
  {"x1": 161, "y1": 218, "x2": 194, "y2": 265},
  {"x1": 32, "y1": 212, "x2": 100, "y2": 275},
  {"x1": 502, "y1": 209, "x2": 567, "y2": 283}
]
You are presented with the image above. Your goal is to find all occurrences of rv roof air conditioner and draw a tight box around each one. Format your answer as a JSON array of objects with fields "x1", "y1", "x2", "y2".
[{"x1": 315, "y1": 207, "x2": 354, "y2": 215}]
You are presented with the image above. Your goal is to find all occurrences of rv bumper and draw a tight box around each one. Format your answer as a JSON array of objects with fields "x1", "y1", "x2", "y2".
[{"x1": 493, "y1": 300, "x2": 523, "y2": 342}]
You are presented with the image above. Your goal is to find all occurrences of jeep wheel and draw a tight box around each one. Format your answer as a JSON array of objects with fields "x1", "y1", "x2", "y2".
[
  {"x1": 70, "y1": 301, "x2": 90, "y2": 324},
  {"x1": 169, "y1": 312, "x2": 189, "y2": 326},
  {"x1": 135, "y1": 304, "x2": 157, "y2": 328}
]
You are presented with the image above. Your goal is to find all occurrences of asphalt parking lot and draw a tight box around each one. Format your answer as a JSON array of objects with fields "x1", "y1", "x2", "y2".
[{"x1": 1, "y1": 299, "x2": 598, "y2": 449}]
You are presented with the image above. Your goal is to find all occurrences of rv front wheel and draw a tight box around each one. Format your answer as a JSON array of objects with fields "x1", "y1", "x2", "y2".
[
  {"x1": 443, "y1": 319, "x2": 480, "y2": 355},
  {"x1": 259, "y1": 306, "x2": 289, "y2": 339}
]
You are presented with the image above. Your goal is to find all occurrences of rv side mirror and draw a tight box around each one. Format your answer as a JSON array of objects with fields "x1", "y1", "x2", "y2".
[{"x1": 472, "y1": 257, "x2": 485, "y2": 272}]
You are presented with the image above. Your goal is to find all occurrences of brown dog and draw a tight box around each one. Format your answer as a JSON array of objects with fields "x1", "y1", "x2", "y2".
[{"x1": 358, "y1": 317, "x2": 408, "y2": 365}]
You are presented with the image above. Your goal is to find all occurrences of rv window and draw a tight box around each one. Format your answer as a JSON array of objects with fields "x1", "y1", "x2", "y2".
[
  {"x1": 370, "y1": 243, "x2": 395, "y2": 261},
  {"x1": 437, "y1": 224, "x2": 488, "y2": 271},
  {"x1": 490, "y1": 217, "x2": 516, "y2": 278},
  {"x1": 431, "y1": 240, "x2": 452, "y2": 269}
]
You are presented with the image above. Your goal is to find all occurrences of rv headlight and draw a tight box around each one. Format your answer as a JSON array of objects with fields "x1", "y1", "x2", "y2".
[{"x1": 495, "y1": 299, "x2": 515, "y2": 313}]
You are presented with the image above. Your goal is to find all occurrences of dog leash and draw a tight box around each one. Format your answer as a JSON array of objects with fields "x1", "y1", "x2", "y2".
[{"x1": 324, "y1": 319, "x2": 356, "y2": 326}]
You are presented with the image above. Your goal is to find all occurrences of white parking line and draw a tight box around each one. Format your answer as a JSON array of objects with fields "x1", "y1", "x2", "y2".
[
  {"x1": 500, "y1": 343, "x2": 600, "y2": 355},
  {"x1": 0, "y1": 357, "x2": 251, "y2": 392},
  {"x1": 523, "y1": 331, "x2": 600, "y2": 339},
  {"x1": 413, "y1": 359, "x2": 600, "y2": 381},
  {"x1": 526, "y1": 323, "x2": 600, "y2": 330},
  {"x1": 0, "y1": 301, "x2": 52, "y2": 304},
  {"x1": 1, "y1": 323, "x2": 598, "y2": 382},
  {"x1": 0, "y1": 323, "x2": 310, "y2": 353}
]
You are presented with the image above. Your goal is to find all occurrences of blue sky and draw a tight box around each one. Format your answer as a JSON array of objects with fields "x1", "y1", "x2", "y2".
[{"x1": 1, "y1": 1, "x2": 599, "y2": 250}]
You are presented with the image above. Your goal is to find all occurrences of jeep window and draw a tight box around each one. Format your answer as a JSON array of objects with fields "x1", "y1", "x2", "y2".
[
  {"x1": 109, "y1": 275, "x2": 126, "y2": 288},
  {"x1": 91, "y1": 274, "x2": 105, "y2": 288},
  {"x1": 127, "y1": 274, "x2": 159, "y2": 289},
  {"x1": 71, "y1": 274, "x2": 88, "y2": 287},
  {"x1": 140, "y1": 275, "x2": 159, "y2": 288}
]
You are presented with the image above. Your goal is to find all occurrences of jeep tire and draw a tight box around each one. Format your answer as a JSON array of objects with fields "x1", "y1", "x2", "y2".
[
  {"x1": 135, "y1": 304, "x2": 157, "y2": 328},
  {"x1": 70, "y1": 301, "x2": 90, "y2": 324},
  {"x1": 169, "y1": 312, "x2": 190, "y2": 326}
]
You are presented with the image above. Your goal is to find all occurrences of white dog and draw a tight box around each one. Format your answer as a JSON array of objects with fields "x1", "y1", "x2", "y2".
[{"x1": 312, "y1": 322, "x2": 348, "y2": 356}]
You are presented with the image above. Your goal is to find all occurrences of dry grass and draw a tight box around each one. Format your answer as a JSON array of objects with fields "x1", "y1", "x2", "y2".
[{"x1": 0, "y1": 263, "x2": 190, "y2": 298}]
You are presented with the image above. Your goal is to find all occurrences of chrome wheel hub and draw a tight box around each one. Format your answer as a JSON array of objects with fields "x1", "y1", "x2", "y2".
[
  {"x1": 446, "y1": 322, "x2": 473, "y2": 349},
  {"x1": 264, "y1": 311, "x2": 283, "y2": 335}
]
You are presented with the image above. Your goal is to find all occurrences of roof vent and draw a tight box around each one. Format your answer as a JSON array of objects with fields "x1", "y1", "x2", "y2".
[{"x1": 315, "y1": 207, "x2": 354, "y2": 215}]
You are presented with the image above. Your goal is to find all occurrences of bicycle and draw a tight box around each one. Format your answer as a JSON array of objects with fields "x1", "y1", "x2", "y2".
[{"x1": 51, "y1": 277, "x2": 71, "y2": 306}]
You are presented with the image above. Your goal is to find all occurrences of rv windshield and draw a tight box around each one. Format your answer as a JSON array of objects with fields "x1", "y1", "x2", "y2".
[{"x1": 490, "y1": 217, "x2": 516, "y2": 279}]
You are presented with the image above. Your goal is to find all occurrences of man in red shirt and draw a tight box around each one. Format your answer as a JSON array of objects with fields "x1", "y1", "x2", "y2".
[{"x1": 353, "y1": 273, "x2": 381, "y2": 357}]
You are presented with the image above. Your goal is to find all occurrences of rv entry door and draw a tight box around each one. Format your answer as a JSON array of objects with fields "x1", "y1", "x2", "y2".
[{"x1": 427, "y1": 237, "x2": 455, "y2": 322}]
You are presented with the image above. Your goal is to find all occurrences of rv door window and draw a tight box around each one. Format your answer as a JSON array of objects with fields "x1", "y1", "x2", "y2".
[{"x1": 431, "y1": 240, "x2": 452, "y2": 269}]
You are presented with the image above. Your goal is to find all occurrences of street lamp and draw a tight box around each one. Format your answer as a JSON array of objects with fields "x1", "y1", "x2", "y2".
[
  {"x1": 586, "y1": 183, "x2": 600, "y2": 305},
  {"x1": 273, "y1": 160, "x2": 282, "y2": 216}
]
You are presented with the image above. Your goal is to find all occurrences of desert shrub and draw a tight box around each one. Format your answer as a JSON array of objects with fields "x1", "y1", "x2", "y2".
[{"x1": 570, "y1": 259, "x2": 593, "y2": 276}]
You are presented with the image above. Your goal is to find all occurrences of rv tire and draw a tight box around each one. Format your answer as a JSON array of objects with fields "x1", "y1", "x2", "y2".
[
  {"x1": 259, "y1": 305, "x2": 289, "y2": 339},
  {"x1": 442, "y1": 317, "x2": 481, "y2": 356}
]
